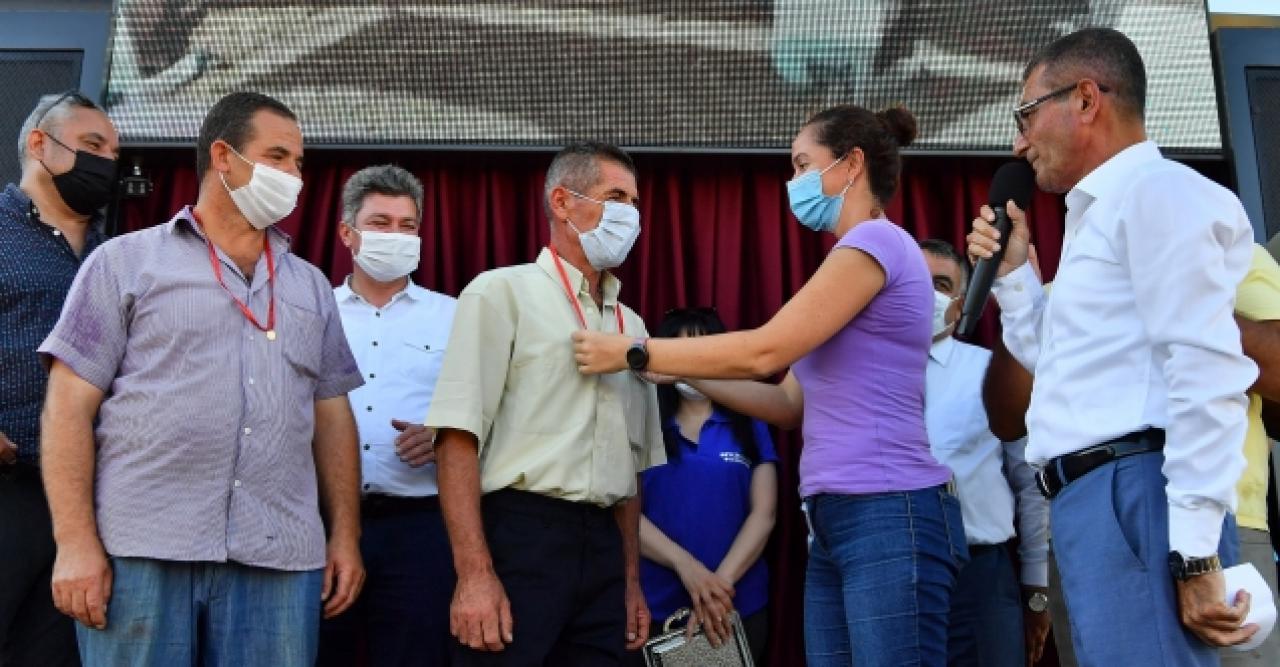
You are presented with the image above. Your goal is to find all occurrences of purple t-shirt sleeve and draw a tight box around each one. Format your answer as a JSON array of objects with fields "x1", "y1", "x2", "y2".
[
  {"x1": 38, "y1": 243, "x2": 128, "y2": 392},
  {"x1": 835, "y1": 220, "x2": 905, "y2": 286}
]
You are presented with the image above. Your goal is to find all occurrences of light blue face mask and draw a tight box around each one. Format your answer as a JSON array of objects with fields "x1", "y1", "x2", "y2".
[{"x1": 786, "y1": 155, "x2": 851, "y2": 233}]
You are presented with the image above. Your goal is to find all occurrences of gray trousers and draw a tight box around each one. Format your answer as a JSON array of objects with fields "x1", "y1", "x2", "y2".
[{"x1": 1049, "y1": 527, "x2": 1280, "y2": 667}]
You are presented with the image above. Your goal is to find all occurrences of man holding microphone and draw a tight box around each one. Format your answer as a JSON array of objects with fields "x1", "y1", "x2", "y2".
[{"x1": 968, "y1": 27, "x2": 1259, "y2": 665}]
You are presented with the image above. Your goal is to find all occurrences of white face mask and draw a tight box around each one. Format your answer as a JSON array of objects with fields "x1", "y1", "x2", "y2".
[
  {"x1": 220, "y1": 147, "x2": 303, "y2": 230},
  {"x1": 565, "y1": 189, "x2": 641, "y2": 270},
  {"x1": 933, "y1": 289, "x2": 958, "y2": 338},
  {"x1": 674, "y1": 381, "x2": 707, "y2": 402},
  {"x1": 349, "y1": 225, "x2": 421, "y2": 282}
]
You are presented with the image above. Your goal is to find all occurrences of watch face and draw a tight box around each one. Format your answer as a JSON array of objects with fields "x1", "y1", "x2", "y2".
[
  {"x1": 626, "y1": 343, "x2": 648, "y2": 370},
  {"x1": 1028, "y1": 593, "x2": 1049, "y2": 613}
]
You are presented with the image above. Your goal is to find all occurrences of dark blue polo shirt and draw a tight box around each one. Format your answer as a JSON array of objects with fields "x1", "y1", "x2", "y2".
[
  {"x1": 639, "y1": 410, "x2": 778, "y2": 621},
  {"x1": 0, "y1": 183, "x2": 105, "y2": 463}
]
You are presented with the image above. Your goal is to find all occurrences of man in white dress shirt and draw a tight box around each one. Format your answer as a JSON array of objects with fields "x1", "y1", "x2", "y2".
[
  {"x1": 920, "y1": 239, "x2": 1051, "y2": 667},
  {"x1": 968, "y1": 28, "x2": 1260, "y2": 664},
  {"x1": 318, "y1": 165, "x2": 458, "y2": 666}
]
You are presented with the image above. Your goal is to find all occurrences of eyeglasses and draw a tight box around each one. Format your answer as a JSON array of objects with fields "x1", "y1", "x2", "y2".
[{"x1": 1012, "y1": 81, "x2": 1110, "y2": 135}]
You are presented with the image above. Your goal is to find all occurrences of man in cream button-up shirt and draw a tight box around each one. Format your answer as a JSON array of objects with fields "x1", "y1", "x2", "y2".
[{"x1": 427, "y1": 142, "x2": 664, "y2": 666}]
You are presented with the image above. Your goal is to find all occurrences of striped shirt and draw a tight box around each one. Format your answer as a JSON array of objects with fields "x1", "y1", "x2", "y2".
[
  {"x1": 39, "y1": 206, "x2": 363, "y2": 571},
  {"x1": 0, "y1": 183, "x2": 105, "y2": 464}
]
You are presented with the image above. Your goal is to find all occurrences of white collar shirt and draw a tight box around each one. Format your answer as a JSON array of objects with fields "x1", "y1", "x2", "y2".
[
  {"x1": 927, "y1": 335, "x2": 1048, "y2": 586},
  {"x1": 992, "y1": 140, "x2": 1257, "y2": 557},
  {"x1": 335, "y1": 278, "x2": 457, "y2": 497}
]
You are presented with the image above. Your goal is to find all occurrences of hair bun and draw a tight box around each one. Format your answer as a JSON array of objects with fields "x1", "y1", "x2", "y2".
[{"x1": 876, "y1": 105, "x2": 918, "y2": 148}]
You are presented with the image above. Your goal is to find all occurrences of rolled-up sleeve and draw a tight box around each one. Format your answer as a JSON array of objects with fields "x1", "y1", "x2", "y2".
[{"x1": 38, "y1": 244, "x2": 128, "y2": 391}]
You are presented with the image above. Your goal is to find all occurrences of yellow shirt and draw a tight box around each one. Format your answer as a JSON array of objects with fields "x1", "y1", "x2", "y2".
[
  {"x1": 1233, "y1": 244, "x2": 1280, "y2": 531},
  {"x1": 425, "y1": 248, "x2": 665, "y2": 507}
]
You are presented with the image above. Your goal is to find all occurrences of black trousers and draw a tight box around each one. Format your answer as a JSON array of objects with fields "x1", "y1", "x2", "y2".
[
  {"x1": 454, "y1": 490, "x2": 625, "y2": 667},
  {"x1": 0, "y1": 463, "x2": 79, "y2": 666},
  {"x1": 318, "y1": 496, "x2": 456, "y2": 667}
]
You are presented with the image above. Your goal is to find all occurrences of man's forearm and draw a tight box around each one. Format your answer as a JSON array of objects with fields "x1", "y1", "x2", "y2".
[
  {"x1": 313, "y1": 397, "x2": 361, "y2": 544},
  {"x1": 982, "y1": 339, "x2": 1034, "y2": 442},
  {"x1": 615, "y1": 486, "x2": 642, "y2": 581},
  {"x1": 41, "y1": 376, "x2": 102, "y2": 548},
  {"x1": 1237, "y1": 316, "x2": 1280, "y2": 402},
  {"x1": 437, "y1": 429, "x2": 494, "y2": 576}
]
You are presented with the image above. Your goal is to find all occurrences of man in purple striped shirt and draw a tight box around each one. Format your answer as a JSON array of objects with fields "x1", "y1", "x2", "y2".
[{"x1": 37, "y1": 92, "x2": 366, "y2": 667}]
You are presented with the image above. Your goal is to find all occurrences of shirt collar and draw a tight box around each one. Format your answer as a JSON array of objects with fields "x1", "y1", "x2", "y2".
[
  {"x1": 169, "y1": 205, "x2": 292, "y2": 258},
  {"x1": 1066, "y1": 140, "x2": 1162, "y2": 215},
  {"x1": 336, "y1": 275, "x2": 424, "y2": 305},
  {"x1": 929, "y1": 334, "x2": 957, "y2": 366},
  {"x1": 535, "y1": 247, "x2": 622, "y2": 306},
  {"x1": 663, "y1": 406, "x2": 732, "y2": 433},
  {"x1": 3, "y1": 183, "x2": 107, "y2": 237}
]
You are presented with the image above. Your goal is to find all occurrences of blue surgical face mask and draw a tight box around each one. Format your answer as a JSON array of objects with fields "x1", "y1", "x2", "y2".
[{"x1": 786, "y1": 155, "x2": 852, "y2": 233}]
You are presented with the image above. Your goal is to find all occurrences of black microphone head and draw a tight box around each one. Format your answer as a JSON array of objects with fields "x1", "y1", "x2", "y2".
[{"x1": 988, "y1": 160, "x2": 1036, "y2": 210}]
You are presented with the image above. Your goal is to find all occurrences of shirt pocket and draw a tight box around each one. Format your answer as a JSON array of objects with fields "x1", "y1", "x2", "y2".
[
  {"x1": 399, "y1": 337, "x2": 446, "y2": 384},
  {"x1": 279, "y1": 300, "x2": 324, "y2": 380}
]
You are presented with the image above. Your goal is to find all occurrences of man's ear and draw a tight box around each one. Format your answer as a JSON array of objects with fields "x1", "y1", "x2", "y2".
[{"x1": 548, "y1": 185, "x2": 571, "y2": 222}]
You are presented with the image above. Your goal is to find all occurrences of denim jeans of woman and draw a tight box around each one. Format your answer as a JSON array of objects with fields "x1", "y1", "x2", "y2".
[{"x1": 804, "y1": 485, "x2": 967, "y2": 666}]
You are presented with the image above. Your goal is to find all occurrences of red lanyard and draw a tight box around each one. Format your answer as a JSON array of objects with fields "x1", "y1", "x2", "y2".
[
  {"x1": 192, "y1": 211, "x2": 277, "y2": 340},
  {"x1": 549, "y1": 246, "x2": 624, "y2": 334}
]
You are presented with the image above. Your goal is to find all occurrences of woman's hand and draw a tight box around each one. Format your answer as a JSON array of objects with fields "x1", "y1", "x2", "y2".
[
  {"x1": 571, "y1": 330, "x2": 632, "y2": 375},
  {"x1": 675, "y1": 555, "x2": 735, "y2": 648}
]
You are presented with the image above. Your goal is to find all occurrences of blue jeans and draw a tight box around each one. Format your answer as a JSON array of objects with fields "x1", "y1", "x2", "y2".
[
  {"x1": 76, "y1": 558, "x2": 323, "y2": 667},
  {"x1": 803, "y1": 485, "x2": 967, "y2": 667},
  {"x1": 947, "y1": 543, "x2": 1024, "y2": 667},
  {"x1": 1051, "y1": 452, "x2": 1239, "y2": 667},
  {"x1": 318, "y1": 501, "x2": 456, "y2": 666}
]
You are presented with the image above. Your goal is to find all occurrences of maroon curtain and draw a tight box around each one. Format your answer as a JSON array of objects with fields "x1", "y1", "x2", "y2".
[{"x1": 120, "y1": 148, "x2": 1224, "y2": 665}]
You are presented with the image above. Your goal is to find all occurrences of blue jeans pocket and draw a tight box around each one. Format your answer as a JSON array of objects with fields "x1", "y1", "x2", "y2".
[{"x1": 940, "y1": 489, "x2": 970, "y2": 569}]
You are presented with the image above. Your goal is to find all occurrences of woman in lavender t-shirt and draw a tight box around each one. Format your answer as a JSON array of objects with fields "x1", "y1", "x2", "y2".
[{"x1": 573, "y1": 105, "x2": 965, "y2": 666}]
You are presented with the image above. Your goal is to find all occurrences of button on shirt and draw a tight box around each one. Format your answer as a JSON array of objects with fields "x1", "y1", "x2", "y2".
[
  {"x1": 0, "y1": 184, "x2": 105, "y2": 463},
  {"x1": 335, "y1": 278, "x2": 456, "y2": 497},
  {"x1": 39, "y1": 207, "x2": 364, "y2": 571},
  {"x1": 425, "y1": 248, "x2": 665, "y2": 507},
  {"x1": 993, "y1": 141, "x2": 1258, "y2": 557},
  {"x1": 926, "y1": 335, "x2": 1048, "y2": 586}
]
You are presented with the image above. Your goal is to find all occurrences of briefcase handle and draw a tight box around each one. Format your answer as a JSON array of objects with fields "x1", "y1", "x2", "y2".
[{"x1": 662, "y1": 608, "x2": 693, "y2": 634}]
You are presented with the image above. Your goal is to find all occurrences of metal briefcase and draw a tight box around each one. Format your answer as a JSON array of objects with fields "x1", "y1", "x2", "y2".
[{"x1": 641, "y1": 608, "x2": 754, "y2": 667}]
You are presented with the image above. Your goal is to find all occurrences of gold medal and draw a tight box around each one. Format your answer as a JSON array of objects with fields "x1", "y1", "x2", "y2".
[{"x1": 266, "y1": 330, "x2": 277, "y2": 341}]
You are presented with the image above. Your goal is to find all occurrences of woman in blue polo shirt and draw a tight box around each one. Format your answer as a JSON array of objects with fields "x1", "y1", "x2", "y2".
[{"x1": 631, "y1": 308, "x2": 778, "y2": 665}]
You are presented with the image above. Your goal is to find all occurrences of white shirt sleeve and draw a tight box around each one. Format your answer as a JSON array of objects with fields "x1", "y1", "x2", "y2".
[
  {"x1": 1118, "y1": 173, "x2": 1257, "y2": 558},
  {"x1": 1003, "y1": 436, "x2": 1049, "y2": 586},
  {"x1": 992, "y1": 262, "x2": 1047, "y2": 373}
]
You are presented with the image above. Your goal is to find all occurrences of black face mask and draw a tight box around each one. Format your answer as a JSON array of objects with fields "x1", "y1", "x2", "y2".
[{"x1": 40, "y1": 133, "x2": 117, "y2": 216}]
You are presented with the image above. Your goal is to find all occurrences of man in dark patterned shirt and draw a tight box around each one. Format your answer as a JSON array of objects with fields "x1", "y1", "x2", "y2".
[
  {"x1": 38, "y1": 92, "x2": 365, "y2": 667},
  {"x1": 0, "y1": 91, "x2": 118, "y2": 667}
]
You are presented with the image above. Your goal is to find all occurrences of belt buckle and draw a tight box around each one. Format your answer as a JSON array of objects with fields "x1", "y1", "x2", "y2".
[{"x1": 1035, "y1": 469, "x2": 1056, "y2": 499}]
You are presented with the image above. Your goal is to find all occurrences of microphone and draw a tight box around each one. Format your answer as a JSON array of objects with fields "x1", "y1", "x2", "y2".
[{"x1": 956, "y1": 161, "x2": 1036, "y2": 338}]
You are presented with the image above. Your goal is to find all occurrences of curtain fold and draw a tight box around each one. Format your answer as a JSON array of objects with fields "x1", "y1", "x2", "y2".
[{"x1": 119, "y1": 147, "x2": 1219, "y2": 666}]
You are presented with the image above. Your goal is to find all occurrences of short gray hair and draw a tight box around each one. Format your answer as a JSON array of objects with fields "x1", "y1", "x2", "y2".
[
  {"x1": 543, "y1": 141, "x2": 636, "y2": 219},
  {"x1": 341, "y1": 165, "x2": 424, "y2": 224},
  {"x1": 17, "y1": 91, "x2": 100, "y2": 164}
]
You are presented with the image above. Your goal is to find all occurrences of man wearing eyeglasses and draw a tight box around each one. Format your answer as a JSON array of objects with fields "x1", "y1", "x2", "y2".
[
  {"x1": 0, "y1": 91, "x2": 118, "y2": 667},
  {"x1": 968, "y1": 27, "x2": 1260, "y2": 665}
]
